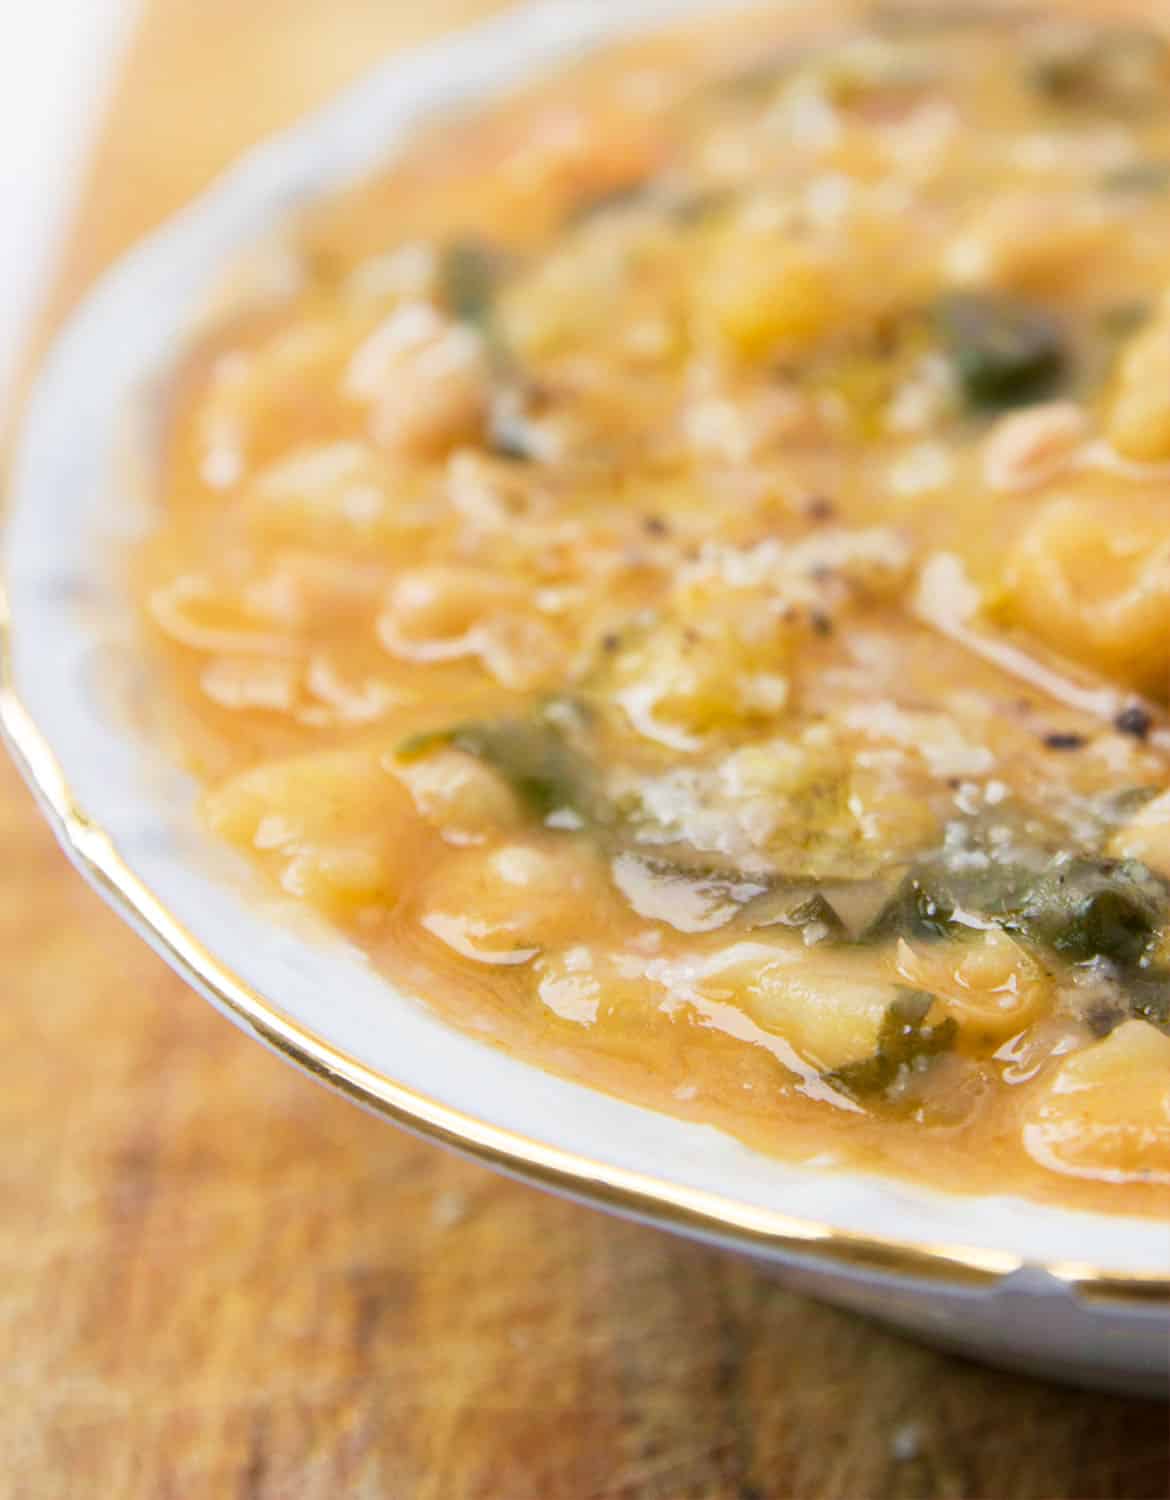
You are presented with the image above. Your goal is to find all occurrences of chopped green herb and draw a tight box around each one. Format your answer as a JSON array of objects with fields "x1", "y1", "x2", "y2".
[
  {"x1": 439, "y1": 238, "x2": 522, "y2": 376},
  {"x1": 717, "y1": 44, "x2": 809, "y2": 98},
  {"x1": 397, "y1": 710, "x2": 600, "y2": 824},
  {"x1": 863, "y1": 873, "x2": 957, "y2": 944},
  {"x1": 864, "y1": 847, "x2": 1169, "y2": 972},
  {"x1": 1011, "y1": 858, "x2": 1168, "y2": 969},
  {"x1": 487, "y1": 387, "x2": 542, "y2": 462},
  {"x1": 937, "y1": 293, "x2": 1068, "y2": 411},
  {"x1": 1100, "y1": 301, "x2": 1154, "y2": 341},
  {"x1": 1097, "y1": 784, "x2": 1161, "y2": 823},
  {"x1": 440, "y1": 239, "x2": 500, "y2": 331},
  {"x1": 1127, "y1": 972, "x2": 1170, "y2": 1033},
  {"x1": 827, "y1": 990, "x2": 957, "y2": 1099},
  {"x1": 874, "y1": 3, "x2": 1037, "y2": 34},
  {"x1": 667, "y1": 187, "x2": 737, "y2": 226},
  {"x1": 740, "y1": 885, "x2": 849, "y2": 942},
  {"x1": 1102, "y1": 160, "x2": 1170, "y2": 195},
  {"x1": 1029, "y1": 25, "x2": 1170, "y2": 115},
  {"x1": 862, "y1": 858, "x2": 1038, "y2": 944},
  {"x1": 611, "y1": 851, "x2": 769, "y2": 934},
  {"x1": 568, "y1": 179, "x2": 654, "y2": 226}
]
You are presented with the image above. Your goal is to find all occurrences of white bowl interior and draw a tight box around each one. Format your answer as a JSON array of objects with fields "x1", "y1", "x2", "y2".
[{"x1": 6, "y1": 0, "x2": 1170, "y2": 1279}]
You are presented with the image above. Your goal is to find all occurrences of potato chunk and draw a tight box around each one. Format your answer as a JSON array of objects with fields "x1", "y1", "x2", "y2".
[
  {"x1": 697, "y1": 229, "x2": 837, "y2": 360},
  {"x1": 705, "y1": 948, "x2": 897, "y2": 1070},
  {"x1": 393, "y1": 748, "x2": 523, "y2": 845},
  {"x1": 895, "y1": 931, "x2": 1050, "y2": 1043},
  {"x1": 1110, "y1": 791, "x2": 1170, "y2": 882},
  {"x1": 944, "y1": 195, "x2": 1114, "y2": 293},
  {"x1": 206, "y1": 749, "x2": 428, "y2": 918},
  {"x1": 1021, "y1": 1021, "x2": 1170, "y2": 1184},
  {"x1": 415, "y1": 841, "x2": 617, "y2": 963}
]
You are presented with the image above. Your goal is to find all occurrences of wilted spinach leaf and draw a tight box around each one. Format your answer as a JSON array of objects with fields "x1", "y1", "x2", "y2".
[
  {"x1": 1127, "y1": 971, "x2": 1170, "y2": 1033},
  {"x1": 440, "y1": 239, "x2": 500, "y2": 332},
  {"x1": 740, "y1": 886, "x2": 849, "y2": 942},
  {"x1": 397, "y1": 708, "x2": 600, "y2": 824},
  {"x1": 1010, "y1": 859, "x2": 1167, "y2": 968},
  {"x1": 937, "y1": 293, "x2": 1068, "y2": 411},
  {"x1": 827, "y1": 990, "x2": 957, "y2": 1100},
  {"x1": 862, "y1": 858, "x2": 1038, "y2": 944}
]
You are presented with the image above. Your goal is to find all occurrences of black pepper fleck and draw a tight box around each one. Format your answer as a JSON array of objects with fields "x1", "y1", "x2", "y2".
[
  {"x1": 810, "y1": 610, "x2": 834, "y2": 637},
  {"x1": 642, "y1": 515, "x2": 670, "y2": 537},
  {"x1": 1114, "y1": 704, "x2": 1153, "y2": 741},
  {"x1": 804, "y1": 495, "x2": 836, "y2": 523},
  {"x1": 1085, "y1": 1003, "x2": 1123, "y2": 1039},
  {"x1": 1043, "y1": 732, "x2": 1087, "y2": 751},
  {"x1": 601, "y1": 633, "x2": 621, "y2": 654}
]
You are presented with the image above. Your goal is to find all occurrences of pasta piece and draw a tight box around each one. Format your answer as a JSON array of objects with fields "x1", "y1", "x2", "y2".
[
  {"x1": 698, "y1": 231, "x2": 838, "y2": 361},
  {"x1": 244, "y1": 441, "x2": 411, "y2": 547},
  {"x1": 944, "y1": 195, "x2": 1115, "y2": 293}
]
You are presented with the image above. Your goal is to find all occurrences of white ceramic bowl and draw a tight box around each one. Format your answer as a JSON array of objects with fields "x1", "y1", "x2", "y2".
[{"x1": 3, "y1": 0, "x2": 1167, "y2": 1396}]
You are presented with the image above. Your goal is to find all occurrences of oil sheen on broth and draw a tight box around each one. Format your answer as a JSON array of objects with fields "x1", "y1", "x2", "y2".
[{"x1": 139, "y1": 1, "x2": 1170, "y2": 1214}]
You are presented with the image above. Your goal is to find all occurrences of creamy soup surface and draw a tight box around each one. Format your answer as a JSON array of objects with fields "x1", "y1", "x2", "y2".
[{"x1": 140, "y1": 1, "x2": 1170, "y2": 1215}]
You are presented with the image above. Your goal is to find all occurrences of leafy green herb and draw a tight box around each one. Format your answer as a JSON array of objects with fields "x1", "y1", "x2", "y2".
[
  {"x1": 862, "y1": 858, "x2": 1039, "y2": 944},
  {"x1": 827, "y1": 990, "x2": 957, "y2": 1100},
  {"x1": 439, "y1": 239, "x2": 500, "y2": 332},
  {"x1": 937, "y1": 293, "x2": 1068, "y2": 411},
  {"x1": 610, "y1": 852, "x2": 769, "y2": 934},
  {"x1": 440, "y1": 238, "x2": 532, "y2": 456},
  {"x1": 397, "y1": 710, "x2": 600, "y2": 824},
  {"x1": 1127, "y1": 972, "x2": 1170, "y2": 1033},
  {"x1": 1011, "y1": 859, "x2": 1167, "y2": 969},
  {"x1": 862, "y1": 872, "x2": 960, "y2": 944},
  {"x1": 740, "y1": 886, "x2": 849, "y2": 942},
  {"x1": 1093, "y1": 784, "x2": 1162, "y2": 827},
  {"x1": 864, "y1": 844, "x2": 1170, "y2": 975},
  {"x1": 439, "y1": 237, "x2": 523, "y2": 380}
]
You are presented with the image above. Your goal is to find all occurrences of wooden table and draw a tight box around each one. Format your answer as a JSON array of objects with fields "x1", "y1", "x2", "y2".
[{"x1": 2, "y1": 4, "x2": 1168, "y2": 1496}]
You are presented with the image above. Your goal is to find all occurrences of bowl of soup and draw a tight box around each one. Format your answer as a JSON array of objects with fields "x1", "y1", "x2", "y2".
[{"x1": 4, "y1": 0, "x2": 1168, "y2": 1394}]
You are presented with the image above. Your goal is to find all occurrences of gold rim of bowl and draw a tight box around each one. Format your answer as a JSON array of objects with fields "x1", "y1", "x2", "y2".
[{"x1": 0, "y1": 584, "x2": 1166, "y2": 1303}]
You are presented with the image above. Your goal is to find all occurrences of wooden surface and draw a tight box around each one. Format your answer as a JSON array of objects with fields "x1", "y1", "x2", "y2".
[{"x1": 1, "y1": 3, "x2": 1168, "y2": 1496}]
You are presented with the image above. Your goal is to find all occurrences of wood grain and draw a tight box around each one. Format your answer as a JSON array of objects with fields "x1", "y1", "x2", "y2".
[{"x1": 1, "y1": 3, "x2": 1168, "y2": 1496}]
